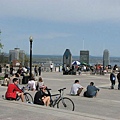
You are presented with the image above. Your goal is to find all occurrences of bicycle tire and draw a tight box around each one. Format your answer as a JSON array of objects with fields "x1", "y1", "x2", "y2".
[
  {"x1": 57, "y1": 97, "x2": 75, "y2": 111},
  {"x1": 24, "y1": 92, "x2": 33, "y2": 103}
]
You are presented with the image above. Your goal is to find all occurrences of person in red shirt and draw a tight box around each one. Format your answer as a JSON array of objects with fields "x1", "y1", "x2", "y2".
[{"x1": 5, "y1": 78, "x2": 24, "y2": 102}]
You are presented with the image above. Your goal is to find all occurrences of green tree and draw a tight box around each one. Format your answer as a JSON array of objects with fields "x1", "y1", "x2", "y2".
[
  {"x1": 0, "y1": 42, "x2": 3, "y2": 49},
  {"x1": 0, "y1": 30, "x2": 4, "y2": 49}
]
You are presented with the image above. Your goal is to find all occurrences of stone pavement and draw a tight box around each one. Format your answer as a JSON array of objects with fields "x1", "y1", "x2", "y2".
[{"x1": 0, "y1": 72, "x2": 120, "y2": 120}]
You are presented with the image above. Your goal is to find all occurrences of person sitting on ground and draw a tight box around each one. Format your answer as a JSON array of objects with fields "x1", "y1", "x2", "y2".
[
  {"x1": 34, "y1": 86, "x2": 50, "y2": 106},
  {"x1": 37, "y1": 77, "x2": 46, "y2": 90},
  {"x1": 2, "y1": 74, "x2": 10, "y2": 86},
  {"x1": 84, "y1": 82, "x2": 100, "y2": 98},
  {"x1": 28, "y1": 75, "x2": 36, "y2": 91},
  {"x1": 70, "y1": 80, "x2": 84, "y2": 96},
  {"x1": 5, "y1": 78, "x2": 24, "y2": 102},
  {"x1": 9, "y1": 73, "x2": 20, "y2": 84}
]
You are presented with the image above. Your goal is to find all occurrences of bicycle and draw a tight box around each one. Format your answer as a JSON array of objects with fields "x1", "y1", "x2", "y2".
[
  {"x1": 47, "y1": 87, "x2": 75, "y2": 111},
  {"x1": 3, "y1": 86, "x2": 33, "y2": 103}
]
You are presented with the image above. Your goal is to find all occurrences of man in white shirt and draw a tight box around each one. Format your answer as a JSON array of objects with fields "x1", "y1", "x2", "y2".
[
  {"x1": 70, "y1": 80, "x2": 83, "y2": 96},
  {"x1": 50, "y1": 64, "x2": 53, "y2": 72}
]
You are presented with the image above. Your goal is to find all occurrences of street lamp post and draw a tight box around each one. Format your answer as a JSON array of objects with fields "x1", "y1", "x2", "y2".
[{"x1": 29, "y1": 36, "x2": 33, "y2": 79}]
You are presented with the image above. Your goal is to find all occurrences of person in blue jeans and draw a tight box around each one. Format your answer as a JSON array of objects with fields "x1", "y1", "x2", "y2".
[{"x1": 84, "y1": 82, "x2": 100, "y2": 98}]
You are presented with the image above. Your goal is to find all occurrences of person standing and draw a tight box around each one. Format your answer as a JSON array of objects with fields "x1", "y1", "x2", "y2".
[
  {"x1": 38, "y1": 66, "x2": 41, "y2": 76},
  {"x1": 10, "y1": 65, "x2": 14, "y2": 75},
  {"x1": 117, "y1": 70, "x2": 120, "y2": 90},
  {"x1": 84, "y1": 82, "x2": 100, "y2": 98},
  {"x1": 50, "y1": 64, "x2": 53, "y2": 72},
  {"x1": 110, "y1": 71, "x2": 116, "y2": 89},
  {"x1": 34, "y1": 66, "x2": 38, "y2": 76},
  {"x1": 70, "y1": 80, "x2": 83, "y2": 96}
]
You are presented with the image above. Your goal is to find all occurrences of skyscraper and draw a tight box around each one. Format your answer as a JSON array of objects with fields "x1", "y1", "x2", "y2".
[{"x1": 9, "y1": 48, "x2": 25, "y2": 66}]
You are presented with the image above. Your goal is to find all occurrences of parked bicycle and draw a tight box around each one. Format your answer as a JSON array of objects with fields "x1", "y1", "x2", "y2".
[{"x1": 47, "y1": 87, "x2": 75, "y2": 111}]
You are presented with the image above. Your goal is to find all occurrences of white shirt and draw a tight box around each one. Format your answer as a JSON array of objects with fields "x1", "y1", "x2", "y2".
[
  {"x1": 50, "y1": 64, "x2": 53, "y2": 68},
  {"x1": 28, "y1": 80, "x2": 36, "y2": 90},
  {"x1": 38, "y1": 81, "x2": 44, "y2": 88},
  {"x1": 70, "y1": 83, "x2": 83, "y2": 95}
]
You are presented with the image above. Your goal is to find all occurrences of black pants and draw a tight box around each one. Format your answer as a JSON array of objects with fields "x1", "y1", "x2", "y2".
[
  {"x1": 83, "y1": 91, "x2": 93, "y2": 98},
  {"x1": 118, "y1": 81, "x2": 120, "y2": 89},
  {"x1": 111, "y1": 80, "x2": 115, "y2": 89}
]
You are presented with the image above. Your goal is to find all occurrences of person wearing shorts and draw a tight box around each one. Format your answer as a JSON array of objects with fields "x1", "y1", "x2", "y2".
[{"x1": 34, "y1": 86, "x2": 50, "y2": 106}]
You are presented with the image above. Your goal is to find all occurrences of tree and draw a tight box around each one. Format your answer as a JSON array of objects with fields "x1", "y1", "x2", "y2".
[
  {"x1": 0, "y1": 30, "x2": 4, "y2": 49},
  {"x1": 0, "y1": 42, "x2": 3, "y2": 49}
]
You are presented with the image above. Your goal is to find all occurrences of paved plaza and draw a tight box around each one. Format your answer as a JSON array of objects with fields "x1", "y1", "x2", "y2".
[{"x1": 0, "y1": 72, "x2": 120, "y2": 120}]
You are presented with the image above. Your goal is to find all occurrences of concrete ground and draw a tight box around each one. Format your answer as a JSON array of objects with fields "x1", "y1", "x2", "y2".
[{"x1": 0, "y1": 72, "x2": 120, "y2": 120}]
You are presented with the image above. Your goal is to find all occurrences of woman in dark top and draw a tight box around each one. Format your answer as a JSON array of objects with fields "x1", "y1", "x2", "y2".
[{"x1": 34, "y1": 86, "x2": 50, "y2": 106}]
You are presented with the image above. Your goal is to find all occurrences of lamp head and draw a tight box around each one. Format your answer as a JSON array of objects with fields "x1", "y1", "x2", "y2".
[{"x1": 29, "y1": 36, "x2": 33, "y2": 42}]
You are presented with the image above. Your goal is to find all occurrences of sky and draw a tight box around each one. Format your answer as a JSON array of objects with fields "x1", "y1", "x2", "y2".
[{"x1": 0, "y1": 0, "x2": 120, "y2": 57}]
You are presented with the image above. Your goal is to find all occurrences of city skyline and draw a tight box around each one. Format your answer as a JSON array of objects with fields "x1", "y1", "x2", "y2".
[{"x1": 0, "y1": 0, "x2": 120, "y2": 57}]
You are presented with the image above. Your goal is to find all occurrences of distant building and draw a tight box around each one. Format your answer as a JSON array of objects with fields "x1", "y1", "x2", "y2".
[
  {"x1": 9, "y1": 48, "x2": 25, "y2": 66},
  {"x1": 63, "y1": 49, "x2": 72, "y2": 69},
  {"x1": 103, "y1": 49, "x2": 110, "y2": 68},
  {"x1": 80, "y1": 50, "x2": 89, "y2": 64}
]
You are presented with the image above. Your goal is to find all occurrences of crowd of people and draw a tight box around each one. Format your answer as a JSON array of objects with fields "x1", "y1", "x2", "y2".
[
  {"x1": 2, "y1": 64, "x2": 120, "y2": 107},
  {"x1": 5, "y1": 74, "x2": 51, "y2": 106}
]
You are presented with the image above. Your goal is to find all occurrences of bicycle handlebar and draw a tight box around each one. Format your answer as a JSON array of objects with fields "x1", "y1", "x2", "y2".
[{"x1": 58, "y1": 88, "x2": 66, "y2": 92}]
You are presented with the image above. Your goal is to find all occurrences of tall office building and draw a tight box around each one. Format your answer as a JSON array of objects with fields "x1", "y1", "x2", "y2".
[
  {"x1": 9, "y1": 48, "x2": 25, "y2": 66},
  {"x1": 80, "y1": 50, "x2": 89, "y2": 64}
]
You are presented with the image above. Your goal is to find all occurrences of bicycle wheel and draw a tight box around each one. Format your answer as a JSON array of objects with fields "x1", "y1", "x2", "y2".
[
  {"x1": 24, "y1": 92, "x2": 33, "y2": 103},
  {"x1": 57, "y1": 97, "x2": 75, "y2": 111}
]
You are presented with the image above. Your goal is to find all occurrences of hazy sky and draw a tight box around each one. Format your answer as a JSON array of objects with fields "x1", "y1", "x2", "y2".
[{"x1": 0, "y1": 0, "x2": 120, "y2": 56}]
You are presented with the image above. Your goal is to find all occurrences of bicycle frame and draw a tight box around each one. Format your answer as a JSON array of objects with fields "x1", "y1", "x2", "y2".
[{"x1": 47, "y1": 88, "x2": 66, "y2": 107}]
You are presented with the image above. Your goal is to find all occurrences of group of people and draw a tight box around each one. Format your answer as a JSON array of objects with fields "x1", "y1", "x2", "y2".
[
  {"x1": 34, "y1": 66, "x2": 42, "y2": 76},
  {"x1": 70, "y1": 80, "x2": 100, "y2": 98},
  {"x1": 110, "y1": 70, "x2": 120, "y2": 89},
  {"x1": 5, "y1": 74, "x2": 100, "y2": 108},
  {"x1": 5, "y1": 74, "x2": 51, "y2": 106}
]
